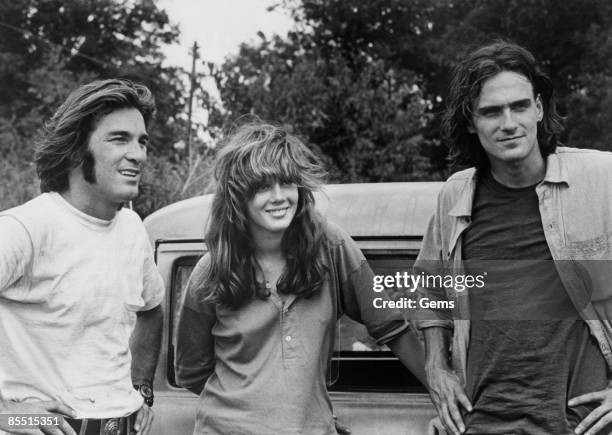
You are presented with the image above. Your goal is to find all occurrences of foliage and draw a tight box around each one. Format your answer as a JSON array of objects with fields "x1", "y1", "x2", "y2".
[
  {"x1": 136, "y1": 150, "x2": 216, "y2": 216},
  {"x1": 217, "y1": 25, "x2": 445, "y2": 181},
  {"x1": 216, "y1": 0, "x2": 612, "y2": 182},
  {"x1": 0, "y1": 0, "x2": 216, "y2": 215},
  {"x1": 3, "y1": 0, "x2": 612, "y2": 214}
]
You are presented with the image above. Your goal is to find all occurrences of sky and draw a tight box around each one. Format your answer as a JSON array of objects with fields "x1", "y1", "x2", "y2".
[
  {"x1": 155, "y1": 1, "x2": 295, "y2": 145},
  {"x1": 157, "y1": 0, "x2": 295, "y2": 68}
]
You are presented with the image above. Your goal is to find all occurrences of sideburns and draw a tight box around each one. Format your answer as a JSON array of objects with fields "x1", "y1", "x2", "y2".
[{"x1": 82, "y1": 149, "x2": 97, "y2": 184}]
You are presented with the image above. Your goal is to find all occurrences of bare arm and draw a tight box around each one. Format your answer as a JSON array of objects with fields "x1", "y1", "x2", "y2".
[
  {"x1": 423, "y1": 327, "x2": 471, "y2": 435},
  {"x1": 386, "y1": 330, "x2": 427, "y2": 387},
  {"x1": 130, "y1": 305, "x2": 163, "y2": 386},
  {"x1": 129, "y1": 305, "x2": 162, "y2": 435}
]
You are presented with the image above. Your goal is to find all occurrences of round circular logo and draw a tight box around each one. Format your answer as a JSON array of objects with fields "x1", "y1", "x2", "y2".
[{"x1": 103, "y1": 418, "x2": 121, "y2": 435}]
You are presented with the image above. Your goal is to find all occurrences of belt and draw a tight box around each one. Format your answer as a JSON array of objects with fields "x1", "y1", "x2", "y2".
[{"x1": 65, "y1": 414, "x2": 135, "y2": 435}]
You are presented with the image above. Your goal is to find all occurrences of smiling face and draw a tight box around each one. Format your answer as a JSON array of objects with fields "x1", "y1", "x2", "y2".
[
  {"x1": 469, "y1": 71, "x2": 543, "y2": 170},
  {"x1": 247, "y1": 180, "x2": 299, "y2": 238},
  {"x1": 73, "y1": 107, "x2": 148, "y2": 216}
]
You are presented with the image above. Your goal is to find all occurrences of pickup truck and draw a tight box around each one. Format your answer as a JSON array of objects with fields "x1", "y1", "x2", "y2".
[{"x1": 143, "y1": 182, "x2": 443, "y2": 435}]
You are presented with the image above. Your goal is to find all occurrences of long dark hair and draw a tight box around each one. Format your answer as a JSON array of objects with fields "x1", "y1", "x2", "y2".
[
  {"x1": 442, "y1": 41, "x2": 564, "y2": 169},
  {"x1": 200, "y1": 122, "x2": 328, "y2": 309},
  {"x1": 35, "y1": 79, "x2": 155, "y2": 192}
]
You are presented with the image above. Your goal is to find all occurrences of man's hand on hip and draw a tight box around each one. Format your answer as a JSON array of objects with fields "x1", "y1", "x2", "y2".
[
  {"x1": 0, "y1": 399, "x2": 77, "y2": 435},
  {"x1": 426, "y1": 364, "x2": 472, "y2": 435},
  {"x1": 569, "y1": 384, "x2": 612, "y2": 435}
]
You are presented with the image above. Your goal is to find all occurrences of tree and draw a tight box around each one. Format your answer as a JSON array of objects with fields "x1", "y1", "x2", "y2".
[
  {"x1": 217, "y1": 0, "x2": 612, "y2": 183},
  {"x1": 216, "y1": 21, "x2": 442, "y2": 181},
  {"x1": 0, "y1": 0, "x2": 216, "y2": 216},
  {"x1": 405, "y1": 0, "x2": 612, "y2": 152}
]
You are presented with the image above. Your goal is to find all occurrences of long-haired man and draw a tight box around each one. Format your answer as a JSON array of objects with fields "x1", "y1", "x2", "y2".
[
  {"x1": 416, "y1": 42, "x2": 612, "y2": 435},
  {"x1": 0, "y1": 79, "x2": 164, "y2": 435}
]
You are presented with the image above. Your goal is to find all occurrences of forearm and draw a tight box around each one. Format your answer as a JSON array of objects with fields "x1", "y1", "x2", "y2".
[
  {"x1": 423, "y1": 326, "x2": 452, "y2": 371},
  {"x1": 422, "y1": 325, "x2": 470, "y2": 434},
  {"x1": 386, "y1": 330, "x2": 427, "y2": 387},
  {"x1": 130, "y1": 305, "x2": 163, "y2": 385}
]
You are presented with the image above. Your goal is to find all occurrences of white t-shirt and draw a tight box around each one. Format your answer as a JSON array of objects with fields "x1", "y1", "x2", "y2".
[{"x1": 0, "y1": 192, "x2": 164, "y2": 418}]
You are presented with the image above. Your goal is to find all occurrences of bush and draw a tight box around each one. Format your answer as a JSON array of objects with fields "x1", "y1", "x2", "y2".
[
  {"x1": 133, "y1": 152, "x2": 216, "y2": 218},
  {"x1": 0, "y1": 157, "x2": 39, "y2": 212}
]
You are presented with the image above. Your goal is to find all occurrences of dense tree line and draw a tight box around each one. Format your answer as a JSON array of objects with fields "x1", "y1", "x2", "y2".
[
  {"x1": 2, "y1": 0, "x2": 612, "y2": 216},
  {"x1": 0, "y1": 0, "x2": 212, "y2": 216},
  {"x1": 216, "y1": 0, "x2": 612, "y2": 181}
]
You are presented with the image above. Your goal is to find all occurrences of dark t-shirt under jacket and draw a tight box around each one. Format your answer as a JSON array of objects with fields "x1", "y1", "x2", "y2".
[{"x1": 462, "y1": 171, "x2": 607, "y2": 435}]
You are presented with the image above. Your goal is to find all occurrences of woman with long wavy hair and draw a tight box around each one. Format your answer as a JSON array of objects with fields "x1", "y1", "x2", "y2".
[{"x1": 175, "y1": 122, "x2": 425, "y2": 434}]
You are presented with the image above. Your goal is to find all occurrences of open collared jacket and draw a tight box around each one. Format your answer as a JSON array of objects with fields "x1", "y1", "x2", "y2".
[{"x1": 414, "y1": 146, "x2": 612, "y2": 385}]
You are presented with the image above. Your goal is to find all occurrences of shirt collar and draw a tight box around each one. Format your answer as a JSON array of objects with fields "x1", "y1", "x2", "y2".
[
  {"x1": 542, "y1": 149, "x2": 570, "y2": 186},
  {"x1": 447, "y1": 148, "x2": 569, "y2": 218},
  {"x1": 448, "y1": 169, "x2": 478, "y2": 218}
]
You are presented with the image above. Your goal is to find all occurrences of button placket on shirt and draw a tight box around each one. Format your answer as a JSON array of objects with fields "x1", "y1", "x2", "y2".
[
  {"x1": 538, "y1": 185, "x2": 564, "y2": 257},
  {"x1": 280, "y1": 302, "x2": 299, "y2": 368},
  {"x1": 538, "y1": 185, "x2": 591, "y2": 319}
]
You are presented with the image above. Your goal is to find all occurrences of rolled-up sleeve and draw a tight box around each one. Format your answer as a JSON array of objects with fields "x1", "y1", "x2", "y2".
[
  {"x1": 329, "y1": 223, "x2": 409, "y2": 345},
  {"x1": 413, "y1": 199, "x2": 454, "y2": 331},
  {"x1": 175, "y1": 256, "x2": 216, "y2": 395}
]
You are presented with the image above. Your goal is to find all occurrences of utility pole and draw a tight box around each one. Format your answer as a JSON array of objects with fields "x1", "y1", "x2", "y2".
[{"x1": 186, "y1": 41, "x2": 200, "y2": 162}]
